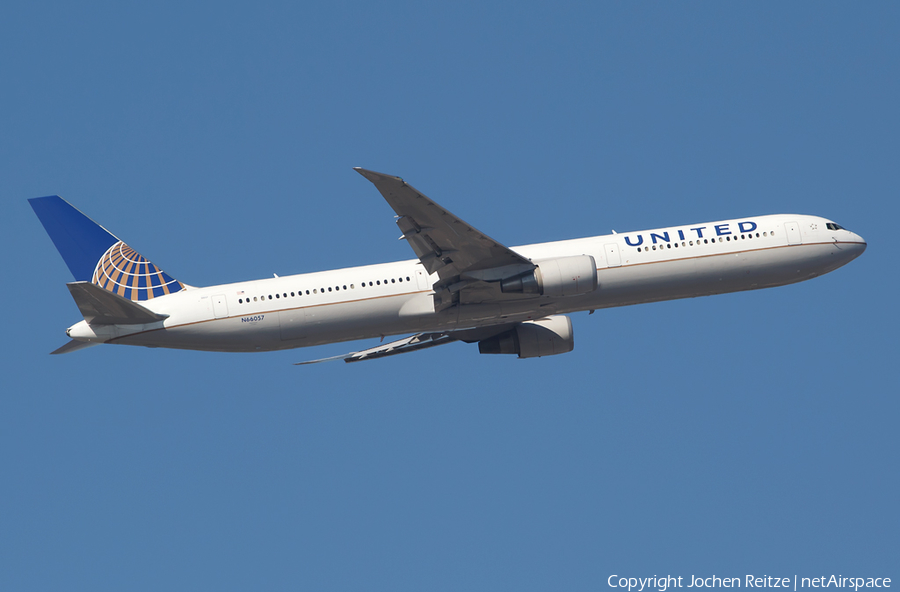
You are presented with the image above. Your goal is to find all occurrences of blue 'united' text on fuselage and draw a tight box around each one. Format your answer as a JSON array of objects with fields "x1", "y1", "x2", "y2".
[{"x1": 624, "y1": 221, "x2": 759, "y2": 247}]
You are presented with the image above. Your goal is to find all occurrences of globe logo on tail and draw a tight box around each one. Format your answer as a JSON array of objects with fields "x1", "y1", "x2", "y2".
[{"x1": 92, "y1": 241, "x2": 184, "y2": 301}]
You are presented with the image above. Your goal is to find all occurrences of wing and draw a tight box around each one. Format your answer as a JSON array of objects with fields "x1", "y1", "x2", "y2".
[
  {"x1": 294, "y1": 324, "x2": 518, "y2": 365},
  {"x1": 355, "y1": 168, "x2": 535, "y2": 309},
  {"x1": 295, "y1": 333, "x2": 457, "y2": 365}
]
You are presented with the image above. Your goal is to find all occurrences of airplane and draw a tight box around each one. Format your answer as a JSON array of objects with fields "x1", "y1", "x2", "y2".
[{"x1": 29, "y1": 168, "x2": 866, "y2": 363}]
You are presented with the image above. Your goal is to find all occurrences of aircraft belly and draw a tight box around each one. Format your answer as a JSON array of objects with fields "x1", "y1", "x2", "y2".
[
  {"x1": 115, "y1": 292, "x2": 449, "y2": 352},
  {"x1": 116, "y1": 314, "x2": 282, "y2": 352},
  {"x1": 275, "y1": 293, "x2": 438, "y2": 348}
]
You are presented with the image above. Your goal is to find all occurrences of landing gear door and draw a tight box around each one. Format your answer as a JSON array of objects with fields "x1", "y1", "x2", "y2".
[{"x1": 604, "y1": 243, "x2": 622, "y2": 268}]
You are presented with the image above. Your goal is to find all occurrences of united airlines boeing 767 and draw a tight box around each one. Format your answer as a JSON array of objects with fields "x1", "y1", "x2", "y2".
[{"x1": 30, "y1": 168, "x2": 866, "y2": 362}]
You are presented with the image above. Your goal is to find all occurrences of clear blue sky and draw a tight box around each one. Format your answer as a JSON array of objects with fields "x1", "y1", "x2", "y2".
[{"x1": 2, "y1": 2, "x2": 897, "y2": 590}]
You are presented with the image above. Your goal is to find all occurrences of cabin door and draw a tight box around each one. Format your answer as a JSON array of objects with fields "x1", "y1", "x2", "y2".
[
  {"x1": 415, "y1": 269, "x2": 429, "y2": 290},
  {"x1": 212, "y1": 294, "x2": 229, "y2": 319},
  {"x1": 604, "y1": 243, "x2": 622, "y2": 267},
  {"x1": 785, "y1": 221, "x2": 803, "y2": 245}
]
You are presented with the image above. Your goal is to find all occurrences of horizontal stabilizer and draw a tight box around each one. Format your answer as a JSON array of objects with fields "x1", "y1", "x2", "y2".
[
  {"x1": 51, "y1": 340, "x2": 100, "y2": 355},
  {"x1": 67, "y1": 281, "x2": 168, "y2": 325}
]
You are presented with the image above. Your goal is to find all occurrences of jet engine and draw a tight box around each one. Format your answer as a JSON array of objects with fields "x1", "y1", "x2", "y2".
[
  {"x1": 478, "y1": 315, "x2": 574, "y2": 358},
  {"x1": 500, "y1": 255, "x2": 597, "y2": 298}
]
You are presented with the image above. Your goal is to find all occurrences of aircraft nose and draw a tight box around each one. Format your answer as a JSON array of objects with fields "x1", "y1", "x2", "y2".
[{"x1": 841, "y1": 232, "x2": 867, "y2": 261}]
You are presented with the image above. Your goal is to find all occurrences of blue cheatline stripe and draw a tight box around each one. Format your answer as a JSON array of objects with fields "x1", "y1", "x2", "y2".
[{"x1": 29, "y1": 196, "x2": 118, "y2": 282}]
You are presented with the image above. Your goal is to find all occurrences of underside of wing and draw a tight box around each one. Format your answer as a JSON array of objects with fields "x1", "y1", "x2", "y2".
[
  {"x1": 355, "y1": 168, "x2": 535, "y2": 309},
  {"x1": 295, "y1": 333, "x2": 457, "y2": 364},
  {"x1": 294, "y1": 324, "x2": 519, "y2": 365}
]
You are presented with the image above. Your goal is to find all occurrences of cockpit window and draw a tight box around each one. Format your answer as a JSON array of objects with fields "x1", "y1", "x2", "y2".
[{"x1": 826, "y1": 222, "x2": 845, "y2": 231}]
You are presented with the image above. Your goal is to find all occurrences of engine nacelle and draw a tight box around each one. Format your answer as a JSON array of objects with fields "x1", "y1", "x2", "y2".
[
  {"x1": 500, "y1": 255, "x2": 597, "y2": 298},
  {"x1": 478, "y1": 315, "x2": 574, "y2": 358}
]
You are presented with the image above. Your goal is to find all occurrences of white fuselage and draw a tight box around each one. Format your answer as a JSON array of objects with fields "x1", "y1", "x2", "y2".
[{"x1": 67, "y1": 214, "x2": 866, "y2": 352}]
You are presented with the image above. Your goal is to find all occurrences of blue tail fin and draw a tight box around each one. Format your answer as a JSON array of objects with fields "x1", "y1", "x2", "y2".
[{"x1": 29, "y1": 196, "x2": 185, "y2": 301}]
